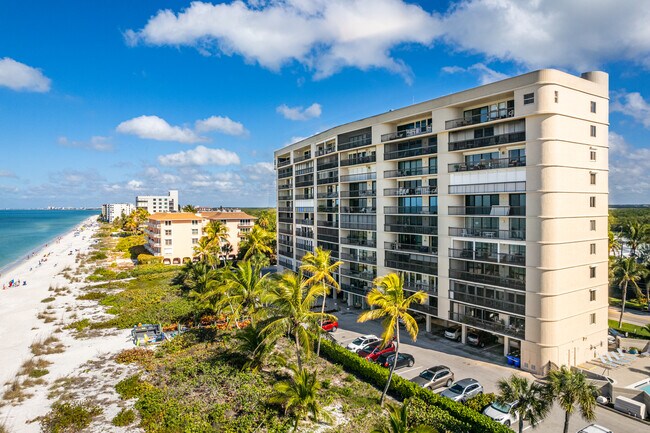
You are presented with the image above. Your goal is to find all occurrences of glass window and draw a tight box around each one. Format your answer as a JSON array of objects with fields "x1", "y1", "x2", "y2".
[
  {"x1": 590, "y1": 125, "x2": 596, "y2": 137},
  {"x1": 590, "y1": 220, "x2": 596, "y2": 231},
  {"x1": 523, "y1": 93, "x2": 534, "y2": 104},
  {"x1": 590, "y1": 150, "x2": 597, "y2": 161},
  {"x1": 590, "y1": 101, "x2": 597, "y2": 113},
  {"x1": 590, "y1": 267, "x2": 596, "y2": 278},
  {"x1": 589, "y1": 197, "x2": 596, "y2": 207}
]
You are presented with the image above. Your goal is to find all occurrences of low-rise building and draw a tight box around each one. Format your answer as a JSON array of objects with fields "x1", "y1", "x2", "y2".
[
  {"x1": 136, "y1": 190, "x2": 179, "y2": 214},
  {"x1": 101, "y1": 203, "x2": 135, "y2": 223},
  {"x1": 202, "y1": 210, "x2": 256, "y2": 258}
]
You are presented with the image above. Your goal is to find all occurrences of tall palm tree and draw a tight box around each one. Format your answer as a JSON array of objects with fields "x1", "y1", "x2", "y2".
[
  {"x1": 243, "y1": 225, "x2": 275, "y2": 260},
  {"x1": 234, "y1": 324, "x2": 274, "y2": 372},
  {"x1": 270, "y1": 365, "x2": 330, "y2": 432},
  {"x1": 547, "y1": 367, "x2": 598, "y2": 433},
  {"x1": 193, "y1": 236, "x2": 218, "y2": 263},
  {"x1": 496, "y1": 374, "x2": 551, "y2": 433},
  {"x1": 224, "y1": 261, "x2": 270, "y2": 325},
  {"x1": 301, "y1": 247, "x2": 343, "y2": 356},
  {"x1": 608, "y1": 230, "x2": 622, "y2": 257},
  {"x1": 612, "y1": 257, "x2": 648, "y2": 326},
  {"x1": 358, "y1": 273, "x2": 427, "y2": 406},
  {"x1": 622, "y1": 221, "x2": 649, "y2": 256},
  {"x1": 263, "y1": 271, "x2": 333, "y2": 371},
  {"x1": 203, "y1": 220, "x2": 229, "y2": 263},
  {"x1": 184, "y1": 262, "x2": 226, "y2": 317},
  {"x1": 182, "y1": 204, "x2": 197, "y2": 213},
  {"x1": 371, "y1": 403, "x2": 437, "y2": 433}
]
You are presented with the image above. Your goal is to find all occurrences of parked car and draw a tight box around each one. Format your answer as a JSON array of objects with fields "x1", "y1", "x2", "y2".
[
  {"x1": 483, "y1": 400, "x2": 519, "y2": 427},
  {"x1": 576, "y1": 425, "x2": 613, "y2": 433},
  {"x1": 376, "y1": 353, "x2": 415, "y2": 369},
  {"x1": 357, "y1": 341, "x2": 395, "y2": 361},
  {"x1": 346, "y1": 334, "x2": 380, "y2": 352},
  {"x1": 321, "y1": 319, "x2": 338, "y2": 332},
  {"x1": 444, "y1": 326, "x2": 461, "y2": 341},
  {"x1": 467, "y1": 330, "x2": 498, "y2": 348},
  {"x1": 440, "y1": 378, "x2": 483, "y2": 402},
  {"x1": 410, "y1": 366, "x2": 454, "y2": 390}
]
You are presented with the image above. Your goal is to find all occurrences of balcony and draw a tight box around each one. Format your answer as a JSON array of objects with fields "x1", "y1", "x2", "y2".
[
  {"x1": 294, "y1": 193, "x2": 314, "y2": 200},
  {"x1": 384, "y1": 166, "x2": 437, "y2": 178},
  {"x1": 278, "y1": 256, "x2": 294, "y2": 269},
  {"x1": 448, "y1": 206, "x2": 525, "y2": 216},
  {"x1": 381, "y1": 125, "x2": 433, "y2": 142},
  {"x1": 449, "y1": 269, "x2": 525, "y2": 291},
  {"x1": 385, "y1": 256, "x2": 437, "y2": 276},
  {"x1": 317, "y1": 191, "x2": 339, "y2": 199},
  {"x1": 409, "y1": 303, "x2": 439, "y2": 317},
  {"x1": 450, "y1": 290, "x2": 525, "y2": 316},
  {"x1": 448, "y1": 131, "x2": 526, "y2": 152},
  {"x1": 278, "y1": 168, "x2": 293, "y2": 179},
  {"x1": 385, "y1": 242, "x2": 437, "y2": 255},
  {"x1": 277, "y1": 159, "x2": 291, "y2": 168},
  {"x1": 448, "y1": 181, "x2": 526, "y2": 195},
  {"x1": 404, "y1": 280, "x2": 437, "y2": 296},
  {"x1": 317, "y1": 220, "x2": 338, "y2": 228},
  {"x1": 340, "y1": 154, "x2": 376, "y2": 167},
  {"x1": 317, "y1": 233, "x2": 339, "y2": 243},
  {"x1": 340, "y1": 222, "x2": 376, "y2": 231},
  {"x1": 340, "y1": 252, "x2": 377, "y2": 265},
  {"x1": 296, "y1": 242, "x2": 313, "y2": 252},
  {"x1": 278, "y1": 206, "x2": 293, "y2": 212},
  {"x1": 341, "y1": 237, "x2": 377, "y2": 248},
  {"x1": 278, "y1": 237, "x2": 292, "y2": 246},
  {"x1": 338, "y1": 136, "x2": 372, "y2": 151},
  {"x1": 317, "y1": 176, "x2": 338, "y2": 185},
  {"x1": 448, "y1": 155, "x2": 526, "y2": 172},
  {"x1": 340, "y1": 267, "x2": 377, "y2": 282},
  {"x1": 317, "y1": 206, "x2": 339, "y2": 213},
  {"x1": 278, "y1": 194, "x2": 293, "y2": 201},
  {"x1": 294, "y1": 153, "x2": 312, "y2": 163},
  {"x1": 340, "y1": 172, "x2": 376, "y2": 182},
  {"x1": 340, "y1": 206, "x2": 376, "y2": 214},
  {"x1": 279, "y1": 245, "x2": 293, "y2": 256},
  {"x1": 445, "y1": 108, "x2": 515, "y2": 130},
  {"x1": 449, "y1": 311, "x2": 524, "y2": 338},
  {"x1": 316, "y1": 147, "x2": 336, "y2": 157},
  {"x1": 295, "y1": 228, "x2": 313, "y2": 238},
  {"x1": 448, "y1": 248, "x2": 525, "y2": 266},
  {"x1": 384, "y1": 206, "x2": 437, "y2": 215},
  {"x1": 384, "y1": 144, "x2": 438, "y2": 160},
  {"x1": 295, "y1": 167, "x2": 314, "y2": 175},
  {"x1": 383, "y1": 186, "x2": 437, "y2": 196},
  {"x1": 340, "y1": 189, "x2": 376, "y2": 198},
  {"x1": 296, "y1": 219, "x2": 314, "y2": 226},
  {"x1": 340, "y1": 283, "x2": 370, "y2": 297},
  {"x1": 295, "y1": 179, "x2": 314, "y2": 187},
  {"x1": 317, "y1": 160, "x2": 338, "y2": 171},
  {"x1": 448, "y1": 227, "x2": 525, "y2": 241},
  {"x1": 278, "y1": 183, "x2": 293, "y2": 190},
  {"x1": 384, "y1": 224, "x2": 438, "y2": 235},
  {"x1": 278, "y1": 216, "x2": 293, "y2": 223},
  {"x1": 278, "y1": 227, "x2": 293, "y2": 235}
]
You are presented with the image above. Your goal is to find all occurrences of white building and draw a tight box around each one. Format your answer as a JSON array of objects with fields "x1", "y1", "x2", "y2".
[
  {"x1": 135, "y1": 190, "x2": 179, "y2": 214},
  {"x1": 101, "y1": 203, "x2": 136, "y2": 223}
]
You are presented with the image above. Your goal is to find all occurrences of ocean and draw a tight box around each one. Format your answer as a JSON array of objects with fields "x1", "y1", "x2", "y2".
[{"x1": 0, "y1": 209, "x2": 99, "y2": 272}]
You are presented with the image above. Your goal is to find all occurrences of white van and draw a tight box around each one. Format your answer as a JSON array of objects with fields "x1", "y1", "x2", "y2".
[{"x1": 576, "y1": 425, "x2": 613, "y2": 433}]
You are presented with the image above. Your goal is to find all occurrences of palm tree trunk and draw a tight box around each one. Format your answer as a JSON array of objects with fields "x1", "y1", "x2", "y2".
[
  {"x1": 563, "y1": 410, "x2": 570, "y2": 433},
  {"x1": 518, "y1": 417, "x2": 524, "y2": 433},
  {"x1": 316, "y1": 284, "x2": 326, "y2": 357},
  {"x1": 380, "y1": 323, "x2": 399, "y2": 406},
  {"x1": 294, "y1": 329, "x2": 303, "y2": 371},
  {"x1": 618, "y1": 281, "x2": 628, "y2": 328}
]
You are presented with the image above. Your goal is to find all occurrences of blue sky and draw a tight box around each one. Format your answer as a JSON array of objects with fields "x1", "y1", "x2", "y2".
[{"x1": 1, "y1": 0, "x2": 649, "y2": 208}]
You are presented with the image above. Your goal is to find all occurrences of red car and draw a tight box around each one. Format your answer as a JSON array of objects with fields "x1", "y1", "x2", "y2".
[
  {"x1": 321, "y1": 319, "x2": 338, "y2": 332},
  {"x1": 357, "y1": 340, "x2": 395, "y2": 361}
]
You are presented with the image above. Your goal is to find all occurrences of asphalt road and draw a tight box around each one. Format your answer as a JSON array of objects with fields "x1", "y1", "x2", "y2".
[
  {"x1": 608, "y1": 306, "x2": 650, "y2": 328},
  {"x1": 331, "y1": 308, "x2": 646, "y2": 433}
]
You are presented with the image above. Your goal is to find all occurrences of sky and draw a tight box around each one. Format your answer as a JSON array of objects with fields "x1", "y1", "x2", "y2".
[{"x1": 1, "y1": 0, "x2": 649, "y2": 208}]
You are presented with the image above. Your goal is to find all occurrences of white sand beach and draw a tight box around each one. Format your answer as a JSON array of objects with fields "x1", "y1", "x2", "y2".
[{"x1": 0, "y1": 217, "x2": 139, "y2": 432}]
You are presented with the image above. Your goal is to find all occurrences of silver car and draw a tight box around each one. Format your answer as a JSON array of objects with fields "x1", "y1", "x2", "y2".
[
  {"x1": 346, "y1": 334, "x2": 380, "y2": 352},
  {"x1": 410, "y1": 366, "x2": 454, "y2": 390},
  {"x1": 440, "y1": 378, "x2": 483, "y2": 402},
  {"x1": 483, "y1": 401, "x2": 519, "y2": 427}
]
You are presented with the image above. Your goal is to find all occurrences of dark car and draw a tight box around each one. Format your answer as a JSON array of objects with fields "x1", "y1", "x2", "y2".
[
  {"x1": 467, "y1": 330, "x2": 498, "y2": 348},
  {"x1": 376, "y1": 353, "x2": 415, "y2": 369},
  {"x1": 357, "y1": 341, "x2": 396, "y2": 361},
  {"x1": 321, "y1": 319, "x2": 338, "y2": 332},
  {"x1": 410, "y1": 366, "x2": 454, "y2": 390}
]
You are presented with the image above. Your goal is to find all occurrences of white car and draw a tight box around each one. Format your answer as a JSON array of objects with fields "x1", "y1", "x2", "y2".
[
  {"x1": 483, "y1": 401, "x2": 518, "y2": 427},
  {"x1": 576, "y1": 425, "x2": 613, "y2": 433},
  {"x1": 346, "y1": 334, "x2": 380, "y2": 352}
]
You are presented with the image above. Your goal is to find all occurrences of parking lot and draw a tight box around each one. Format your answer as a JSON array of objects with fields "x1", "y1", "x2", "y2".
[{"x1": 330, "y1": 307, "x2": 645, "y2": 432}]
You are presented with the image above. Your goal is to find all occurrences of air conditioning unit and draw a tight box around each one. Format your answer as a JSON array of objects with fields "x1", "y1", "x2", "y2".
[{"x1": 614, "y1": 395, "x2": 646, "y2": 419}]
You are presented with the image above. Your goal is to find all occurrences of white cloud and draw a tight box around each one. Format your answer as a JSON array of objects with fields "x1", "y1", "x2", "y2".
[
  {"x1": 0, "y1": 57, "x2": 51, "y2": 92},
  {"x1": 608, "y1": 132, "x2": 650, "y2": 203},
  {"x1": 58, "y1": 135, "x2": 113, "y2": 152},
  {"x1": 277, "y1": 103, "x2": 322, "y2": 121},
  {"x1": 195, "y1": 115, "x2": 248, "y2": 136},
  {"x1": 158, "y1": 145, "x2": 241, "y2": 166},
  {"x1": 611, "y1": 91, "x2": 650, "y2": 128},
  {"x1": 116, "y1": 115, "x2": 206, "y2": 143},
  {"x1": 127, "y1": 180, "x2": 144, "y2": 191},
  {"x1": 442, "y1": 63, "x2": 509, "y2": 85},
  {"x1": 0, "y1": 170, "x2": 17, "y2": 178}
]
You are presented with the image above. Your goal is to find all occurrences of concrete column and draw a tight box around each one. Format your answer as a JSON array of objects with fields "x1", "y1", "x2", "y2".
[
  {"x1": 503, "y1": 336, "x2": 510, "y2": 356},
  {"x1": 347, "y1": 295, "x2": 353, "y2": 307},
  {"x1": 461, "y1": 324, "x2": 467, "y2": 344},
  {"x1": 426, "y1": 315, "x2": 432, "y2": 333}
]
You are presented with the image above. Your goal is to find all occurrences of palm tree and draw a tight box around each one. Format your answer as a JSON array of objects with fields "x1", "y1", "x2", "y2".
[
  {"x1": 184, "y1": 262, "x2": 226, "y2": 319},
  {"x1": 182, "y1": 204, "x2": 197, "y2": 213},
  {"x1": 608, "y1": 230, "x2": 622, "y2": 257},
  {"x1": 225, "y1": 261, "x2": 270, "y2": 326},
  {"x1": 547, "y1": 367, "x2": 598, "y2": 433},
  {"x1": 612, "y1": 257, "x2": 648, "y2": 326},
  {"x1": 301, "y1": 247, "x2": 343, "y2": 356},
  {"x1": 234, "y1": 324, "x2": 274, "y2": 371},
  {"x1": 622, "y1": 221, "x2": 649, "y2": 256},
  {"x1": 358, "y1": 273, "x2": 427, "y2": 406},
  {"x1": 243, "y1": 225, "x2": 275, "y2": 260},
  {"x1": 496, "y1": 375, "x2": 551, "y2": 433},
  {"x1": 371, "y1": 403, "x2": 437, "y2": 433},
  {"x1": 263, "y1": 271, "x2": 333, "y2": 371},
  {"x1": 270, "y1": 365, "x2": 330, "y2": 432},
  {"x1": 203, "y1": 219, "x2": 229, "y2": 260},
  {"x1": 193, "y1": 236, "x2": 217, "y2": 263}
]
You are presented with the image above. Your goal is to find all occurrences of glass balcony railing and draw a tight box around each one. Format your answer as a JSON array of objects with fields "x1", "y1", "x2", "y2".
[
  {"x1": 381, "y1": 125, "x2": 433, "y2": 142},
  {"x1": 294, "y1": 153, "x2": 312, "y2": 163},
  {"x1": 384, "y1": 144, "x2": 437, "y2": 160},
  {"x1": 383, "y1": 186, "x2": 437, "y2": 196},
  {"x1": 340, "y1": 172, "x2": 376, "y2": 182},
  {"x1": 384, "y1": 206, "x2": 437, "y2": 215},
  {"x1": 338, "y1": 137, "x2": 372, "y2": 151},
  {"x1": 384, "y1": 224, "x2": 438, "y2": 235},
  {"x1": 340, "y1": 154, "x2": 376, "y2": 166},
  {"x1": 340, "y1": 189, "x2": 376, "y2": 198},
  {"x1": 448, "y1": 248, "x2": 525, "y2": 266},
  {"x1": 445, "y1": 108, "x2": 515, "y2": 130},
  {"x1": 384, "y1": 166, "x2": 437, "y2": 178},
  {"x1": 341, "y1": 237, "x2": 377, "y2": 248},
  {"x1": 449, "y1": 269, "x2": 525, "y2": 291},
  {"x1": 340, "y1": 206, "x2": 376, "y2": 214},
  {"x1": 448, "y1": 131, "x2": 525, "y2": 152},
  {"x1": 385, "y1": 242, "x2": 437, "y2": 255},
  {"x1": 448, "y1": 227, "x2": 525, "y2": 241},
  {"x1": 448, "y1": 206, "x2": 525, "y2": 216},
  {"x1": 449, "y1": 311, "x2": 525, "y2": 338},
  {"x1": 448, "y1": 155, "x2": 526, "y2": 172}
]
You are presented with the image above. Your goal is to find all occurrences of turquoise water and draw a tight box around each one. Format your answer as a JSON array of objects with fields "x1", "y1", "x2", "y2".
[
  {"x1": 638, "y1": 382, "x2": 650, "y2": 394},
  {"x1": 0, "y1": 209, "x2": 99, "y2": 271}
]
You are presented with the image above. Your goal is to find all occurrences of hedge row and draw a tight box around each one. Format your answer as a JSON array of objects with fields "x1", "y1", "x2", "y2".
[{"x1": 319, "y1": 339, "x2": 511, "y2": 433}]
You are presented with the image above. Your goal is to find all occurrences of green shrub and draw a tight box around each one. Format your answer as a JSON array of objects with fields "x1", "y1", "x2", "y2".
[
  {"x1": 137, "y1": 254, "x2": 163, "y2": 265},
  {"x1": 39, "y1": 400, "x2": 102, "y2": 433},
  {"x1": 41, "y1": 297, "x2": 56, "y2": 303},
  {"x1": 464, "y1": 392, "x2": 496, "y2": 413},
  {"x1": 111, "y1": 408, "x2": 136, "y2": 426},
  {"x1": 89, "y1": 251, "x2": 108, "y2": 261},
  {"x1": 115, "y1": 375, "x2": 154, "y2": 400},
  {"x1": 65, "y1": 319, "x2": 91, "y2": 332},
  {"x1": 115, "y1": 348, "x2": 155, "y2": 365},
  {"x1": 28, "y1": 369, "x2": 49, "y2": 378},
  {"x1": 86, "y1": 267, "x2": 118, "y2": 282},
  {"x1": 76, "y1": 291, "x2": 106, "y2": 301}
]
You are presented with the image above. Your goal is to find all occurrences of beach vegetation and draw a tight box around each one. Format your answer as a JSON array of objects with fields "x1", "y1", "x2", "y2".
[
  {"x1": 76, "y1": 291, "x2": 106, "y2": 301},
  {"x1": 137, "y1": 253, "x2": 162, "y2": 264},
  {"x1": 41, "y1": 297, "x2": 56, "y2": 303},
  {"x1": 111, "y1": 408, "x2": 136, "y2": 427},
  {"x1": 30, "y1": 335, "x2": 65, "y2": 356},
  {"x1": 2, "y1": 379, "x2": 32, "y2": 402},
  {"x1": 18, "y1": 357, "x2": 52, "y2": 377},
  {"x1": 38, "y1": 400, "x2": 102, "y2": 433},
  {"x1": 115, "y1": 375, "x2": 154, "y2": 400},
  {"x1": 89, "y1": 251, "x2": 108, "y2": 261},
  {"x1": 28, "y1": 369, "x2": 50, "y2": 378},
  {"x1": 66, "y1": 319, "x2": 91, "y2": 332},
  {"x1": 115, "y1": 348, "x2": 155, "y2": 366}
]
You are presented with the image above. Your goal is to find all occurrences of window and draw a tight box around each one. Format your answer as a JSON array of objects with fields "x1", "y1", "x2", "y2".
[
  {"x1": 192, "y1": 220, "x2": 199, "y2": 225},
  {"x1": 590, "y1": 313, "x2": 596, "y2": 324},
  {"x1": 554, "y1": 91, "x2": 559, "y2": 103},
  {"x1": 589, "y1": 266, "x2": 596, "y2": 278},
  {"x1": 590, "y1": 101, "x2": 597, "y2": 113},
  {"x1": 165, "y1": 239, "x2": 172, "y2": 246},
  {"x1": 164, "y1": 221, "x2": 171, "y2": 226},
  {"x1": 192, "y1": 229, "x2": 199, "y2": 235},
  {"x1": 165, "y1": 229, "x2": 172, "y2": 236},
  {"x1": 590, "y1": 173, "x2": 596, "y2": 185},
  {"x1": 590, "y1": 125, "x2": 596, "y2": 137},
  {"x1": 589, "y1": 196, "x2": 596, "y2": 207},
  {"x1": 590, "y1": 289, "x2": 597, "y2": 302},
  {"x1": 590, "y1": 243, "x2": 596, "y2": 254},
  {"x1": 192, "y1": 238, "x2": 198, "y2": 245},
  {"x1": 590, "y1": 150, "x2": 597, "y2": 161},
  {"x1": 590, "y1": 220, "x2": 596, "y2": 231},
  {"x1": 523, "y1": 93, "x2": 534, "y2": 105}
]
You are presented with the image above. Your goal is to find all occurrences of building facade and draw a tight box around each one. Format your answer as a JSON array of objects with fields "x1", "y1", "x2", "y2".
[
  {"x1": 201, "y1": 211, "x2": 256, "y2": 258},
  {"x1": 274, "y1": 69, "x2": 609, "y2": 374},
  {"x1": 101, "y1": 203, "x2": 135, "y2": 223},
  {"x1": 136, "y1": 190, "x2": 179, "y2": 214}
]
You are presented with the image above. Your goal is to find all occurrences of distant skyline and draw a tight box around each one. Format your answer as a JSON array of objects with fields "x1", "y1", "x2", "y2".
[{"x1": 1, "y1": 0, "x2": 649, "y2": 207}]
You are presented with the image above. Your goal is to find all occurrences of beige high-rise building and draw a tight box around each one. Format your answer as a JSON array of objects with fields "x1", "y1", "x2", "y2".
[{"x1": 274, "y1": 69, "x2": 609, "y2": 374}]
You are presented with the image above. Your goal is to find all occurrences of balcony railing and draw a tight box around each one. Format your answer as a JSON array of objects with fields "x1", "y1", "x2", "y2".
[
  {"x1": 340, "y1": 283, "x2": 370, "y2": 297},
  {"x1": 317, "y1": 233, "x2": 339, "y2": 243},
  {"x1": 384, "y1": 224, "x2": 438, "y2": 235},
  {"x1": 317, "y1": 161, "x2": 338, "y2": 171},
  {"x1": 381, "y1": 125, "x2": 433, "y2": 142},
  {"x1": 277, "y1": 159, "x2": 291, "y2": 168},
  {"x1": 385, "y1": 258, "x2": 437, "y2": 276},
  {"x1": 341, "y1": 252, "x2": 377, "y2": 265},
  {"x1": 448, "y1": 227, "x2": 525, "y2": 241},
  {"x1": 294, "y1": 193, "x2": 314, "y2": 200},
  {"x1": 295, "y1": 167, "x2": 314, "y2": 175},
  {"x1": 341, "y1": 237, "x2": 377, "y2": 248},
  {"x1": 448, "y1": 131, "x2": 526, "y2": 152},
  {"x1": 278, "y1": 256, "x2": 293, "y2": 269},
  {"x1": 317, "y1": 206, "x2": 339, "y2": 213},
  {"x1": 278, "y1": 194, "x2": 293, "y2": 201},
  {"x1": 278, "y1": 183, "x2": 293, "y2": 190},
  {"x1": 278, "y1": 246, "x2": 293, "y2": 256},
  {"x1": 448, "y1": 206, "x2": 525, "y2": 216},
  {"x1": 384, "y1": 166, "x2": 437, "y2": 178},
  {"x1": 340, "y1": 189, "x2": 376, "y2": 198},
  {"x1": 383, "y1": 186, "x2": 437, "y2": 196},
  {"x1": 316, "y1": 147, "x2": 336, "y2": 157},
  {"x1": 295, "y1": 229, "x2": 313, "y2": 238},
  {"x1": 338, "y1": 137, "x2": 372, "y2": 151},
  {"x1": 295, "y1": 179, "x2": 314, "y2": 187},
  {"x1": 296, "y1": 242, "x2": 313, "y2": 251},
  {"x1": 385, "y1": 242, "x2": 437, "y2": 255},
  {"x1": 340, "y1": 222, "x2": 376, "y2": 231},
  {"x1": 445, "y1": 109, "x2": 515, "y2": 130},
  {"x1": 278, "y1": 237, "x2": 292, "y2": 246},
  {"x1": 278, "y1": 169, "x2": 293, "y2": 179},
  {"x1": 278, "y1": 216, "x2": 293, "y2": 223},
  {"x1": 340, "y1": 154, "x2": 376, "y2": 166},
  {"x1": 449, "y1": 269, "x2": 525, "y2": 291},
  {"x1": 384, "y1": 144, "x2": 437, "y2": 160},
  {"x1": 448, "y1": 155, "x2": 526, "y2": 172},
  {"x1": 450, "y1": 291, "x2": 525, "y2": 316},
  {"x1": 409, "y1": 303, "x2": 439, "y2": 317},
  {"x1": 384, "y1": 206, "x2": 437, "y2": 215},
  {"x1": 340, "y1": 267, "x2": 377, "y2": 282},
  {"x1": 448, "y1": 248, "x2": 525, "y2": 266},
  {"x1": 341, "y1": 206, "x2": 376, "y2": 214},
  {"x1": 448, "y1": 181, "x2": 526, "y2": 195},
  {"x1": 404, "y1": 281, "x2": 437, "y2": 296},
  {"x1": 317, "y1": 176, "x2": 338, "y2": 185},
  {"x1": 449, "y1": 311, "x2": 525, "y2": 338},
  {"x1": 317, "y1": 220, "x2": 338, "y2": 228},
  {"x1": 317, "y1": 191, "x2": 338, "y2": 199},
  {"x1": 278, "y1": 228, "x2": 293, "y2": 235},
  {"x1": 296, "y1": 219, "x2": 314, "y2": 226},
  {"x1": 294, "y1": 153, "x2": 312, "y2": 163},
  {"x1": 340, "y1": 172, "x2": 376, "y2": 182}
]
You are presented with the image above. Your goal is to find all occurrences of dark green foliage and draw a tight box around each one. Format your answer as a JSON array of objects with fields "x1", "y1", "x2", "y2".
[
  {"x1": 76, "y1": 291, "x2": 106, "y2": 301},
  {"x1": 464, "y1": 392, "x2": 496, "y2": 413},
  {"x1": 39, "y1": 401, "x2": 102, "y2": 433},
  {"x1": 115, "y1": 375, "x2": 153, "y2": 400},
  {"x1": 111, "y1": 408, "x2": 136, "y2": 426}
]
